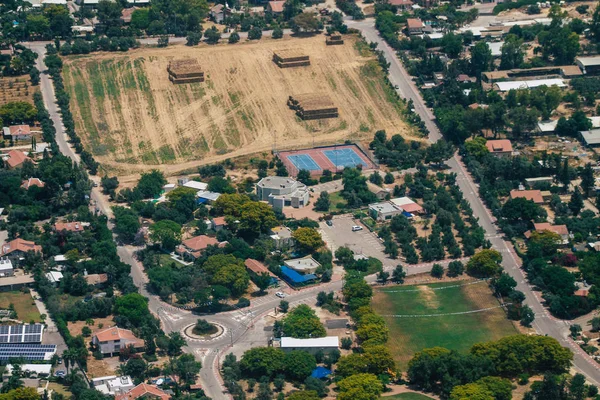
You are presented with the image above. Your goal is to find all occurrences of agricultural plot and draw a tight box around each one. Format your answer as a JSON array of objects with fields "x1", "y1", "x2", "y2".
[
  {"x1": 61, "y1": 35, "x2": 413, "y2": 176},
  {"x1": 372, "y1": 280, "x2": 517, "y2": 369},
  {"x1": 0, "y1": 76, "x2": 36, "y2": 104}
]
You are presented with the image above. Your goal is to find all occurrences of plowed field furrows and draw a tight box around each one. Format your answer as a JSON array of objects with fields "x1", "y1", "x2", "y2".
[{"x1": 62, "y1": 35, "x2": 415, "y2": 177}]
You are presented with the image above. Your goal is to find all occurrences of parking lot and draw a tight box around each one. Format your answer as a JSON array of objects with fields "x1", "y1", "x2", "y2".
[{"x1": 319, "y1": 215, "x2": 395, "y2": 269}]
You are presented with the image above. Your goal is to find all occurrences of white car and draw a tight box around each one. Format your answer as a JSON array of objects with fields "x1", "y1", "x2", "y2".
[
  {"x1": 275, "y1": 292, "x2": 286, "y2": 298},
  {"x1": 352, "y1": 225, "x2": 363, "y2": 232}
]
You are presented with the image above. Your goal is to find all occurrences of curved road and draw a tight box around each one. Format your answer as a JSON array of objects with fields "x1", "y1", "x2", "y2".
[{"x1": 31, "y1": 17, "x2": 600, "y2": 397}]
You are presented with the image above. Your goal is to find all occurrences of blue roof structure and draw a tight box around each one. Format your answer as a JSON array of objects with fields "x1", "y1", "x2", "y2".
[
  {"x1": 311, "y1": 367, "x2": 332, "y2": 379},
  {"x1": 280, "y1": 266, "x2": 316, "y2": 284},
  {"x1": 402, "y1": 211, "x2": 413, "y2": 218}
]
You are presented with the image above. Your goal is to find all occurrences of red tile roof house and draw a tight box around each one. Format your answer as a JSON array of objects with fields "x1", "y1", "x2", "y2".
[
  {"x1": 3, "y1": 150, "x2": 31, "y2": 169},
  {"x1": 3, "y1": 125, "x2": 32, "y2": 140},
  {"x1": 406, "y1": 18, "x2": 424, "y2": 35},
  {"x1": 509, "y1": 189, "x2": 544, "y2": 205},
  {"x1": 388, "y1": 0, "x2": 413, "y2": 11},
  {"x1": 175, "y1": 235, "x2": 227, "y2": 260},
  {"x1": 267, "y1": 0, "x2": 285, "y2": 14},
  {"x1": 245, "y1": 258, "x2": 277, "y2": 278},
  {"x1": 21, "y1": 178, "x2": 45, "y2": 189},
  {"x1": 524, "y1": 222, "x2": 569, "y2": 244},
  {"x1": 115, "y1": 383, "x2": 170, "y2": 400},
  {"x1": 211, "y1": 217, "x2": 227, "y2": 231},
  {"x1": 92, "y1": 326, "x2": 145, "y2": 356},
  {"x1": 54, "y1": 221, "x2": 87, "y2": 233},
  {"x1": 485, "y1": 139, "x2": 513, "y2": 157},
  {"x1": 0, "y1": 238, "x2": 42, "y2": 265}
]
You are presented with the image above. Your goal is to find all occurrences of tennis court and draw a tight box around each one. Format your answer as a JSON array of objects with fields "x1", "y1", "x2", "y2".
[
  {"x1": 287, "y1": 154, "x2": 321, "y2": 171},
  {"x1": 323, "y1": 148, "x2": 369, "y2": 169}
]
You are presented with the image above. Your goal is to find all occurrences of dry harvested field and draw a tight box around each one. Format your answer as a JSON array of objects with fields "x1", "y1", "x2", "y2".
[
  {"x1": 0, "y1": 76, "x2": 37, "y2": 104},
  {"x1": 62, "y1": 35, "x2": 414, "y2": 176}
]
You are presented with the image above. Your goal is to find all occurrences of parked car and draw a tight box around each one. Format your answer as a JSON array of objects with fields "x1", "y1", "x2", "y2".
[
  {"x1": 326, "y1": 220, "x2": 333, "y2": 226},
  {"x1": 352, "y1": 225, "x2": 363, "y2": 232},
  {"x1": 275, "y1": 292, "x2": 286, "y2": 298}
]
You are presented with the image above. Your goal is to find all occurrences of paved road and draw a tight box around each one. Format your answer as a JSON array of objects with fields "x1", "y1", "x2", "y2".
[{"x1": 347, "y1": 18, "x2": 600, "y2": 385}]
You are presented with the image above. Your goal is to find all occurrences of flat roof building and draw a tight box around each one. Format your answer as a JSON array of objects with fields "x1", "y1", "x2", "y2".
[
  {"x1": 0, "y1": 258, "x2": 14, "y2": 277},
  {"x1": 92, "y1": 376, "x2": 135, "y2": 396},
  {"x1": 580, "y1": 129, "x2": 600, "y2": 147},
  {"x1": 284, "y1": 256, "x2": 320, "y2": 274},
  {"x1": 576, "y1": 56, "x2": 600, "y2": 74},
  {"x1": 4, "y1": 364, "x2": 51, "y2": 376},
  {"x1": 495, "y1": 78, "x2": 566, "y2": 92},
  {"x1": 257, "y1": 176, "x2": 309, "y2": 210},
  {"x1": 280, "y1": 336, "x2": 339, "y2": 353},
  {"x1": 369, "y1": 201, "x2": 404, "y2": 221}
]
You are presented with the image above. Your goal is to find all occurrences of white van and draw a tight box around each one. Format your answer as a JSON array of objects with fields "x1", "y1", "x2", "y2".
[{"x1": 352, "y1": 225, "x2": 363, "y2": 232}]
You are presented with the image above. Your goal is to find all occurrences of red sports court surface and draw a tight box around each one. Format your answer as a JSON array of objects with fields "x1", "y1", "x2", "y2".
[{"x1": 277, "y1": 144, "x2": 376, "y2": 176}]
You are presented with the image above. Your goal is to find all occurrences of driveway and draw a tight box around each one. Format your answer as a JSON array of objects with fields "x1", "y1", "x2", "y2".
[
  {"x1": 319, "y1": 215, "x2": 395, "y2": 268},
  {"x1": 310, "y1": 179, "x2": 343, "y2": 195}
]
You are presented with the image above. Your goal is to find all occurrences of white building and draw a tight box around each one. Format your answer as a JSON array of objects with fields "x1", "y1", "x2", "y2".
[
  {"x1": 183, "y1": 180, "x2": 208, "y2": 191},
  {"x1": 369, "y1": 202, "x2": 403, "y2": 221},
  {"x1": 92, "y1": 327, "x2": 144, "y2": 355},
  {"x1": 0, "y1": 258, "x2": 14, "y2": 277},
  {"x1": 256, "y1": 177, "x2": 309, "y2": 210},
  {"x1": 270, "y1": 226, "x2": 295, "y2": 249},
  {"x1": 4, "y1": 364, "x2": 52, "y2": 377},
  {"x1": 284, "y1": 256, "x2": 321, "y2": 274},
  {"x1": 280, "y1": 336, "x2": 339, "y2": 354},
  {"x1": 92, "y1": 376, "x2": 135, "y2": 396},
  {"x1": 45, "y1": 271, "x2": 63, "y2": 285},
  {"x1": 495, "y1": 78, "x2": 566, "y2": 92}
]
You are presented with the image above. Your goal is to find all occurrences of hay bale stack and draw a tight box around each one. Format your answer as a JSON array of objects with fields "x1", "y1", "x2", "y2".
[
  {"x1": 288, "y1": 93, "x2": 338, "y2": 120},
  {"x1": 326, "y1": 34, "x2": 344, "y2": 45},
  {"x1": 273, "y1": 49, "x2": 310, "y2": 68},
  {"x1": 168, "y1": 59, "x2": 204, "y2": 84}
]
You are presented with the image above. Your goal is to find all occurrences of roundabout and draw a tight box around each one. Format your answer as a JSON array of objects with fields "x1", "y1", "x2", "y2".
[{"x1": 182, "y1": 321, "x2": 226, "y2": 342}]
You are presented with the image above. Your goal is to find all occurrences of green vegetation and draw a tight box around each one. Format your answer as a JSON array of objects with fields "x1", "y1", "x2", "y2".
[
  {"x1": 382, "y1": 394, "x2": 434, "y2": 400},
  {"x1": 372, "y1": 281, "x2": 517, "y2": 368},
  {"x1": 0, "y1": 291, "x2": 41, "y2": 323}
]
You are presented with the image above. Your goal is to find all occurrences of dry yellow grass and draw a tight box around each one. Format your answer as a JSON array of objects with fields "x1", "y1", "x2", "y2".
[{"x1": 62, "y1": 35, "x2": 414, "y2": 178}]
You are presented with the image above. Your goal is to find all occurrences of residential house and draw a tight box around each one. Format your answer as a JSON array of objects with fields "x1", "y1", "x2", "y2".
[
  {"x1": 257, "y1": 176, "x2": 309, "y2": 209},
  {"x1": 485, "y1": 139, "x2": 513, "y2": 157},
  {"x1": 509, "y1": 189, "x2": 544, "y2": 204},
  {"x1": 21, "y1": 178, "x2": 45, "y2": 190},
  {"x1": 284, "y1": 256, "x2": 320, "y2": 274},
  {"x1": 211, "y1": 217, "x2": 227, "y2": 231},
  {"x1": 525, "y1": 177, "x2": 553, "y2": 188},
  {"x1": 54, "y1": 221, "x2": 88, "y2": 233},
  {"x1": 3, "y1": 125, "x2": 32, "y2": 140},
  {"x1": 267, "y1": 0, "x2": 284, "y2": 14},
  {"x1": 406, "y1": 18, "x2": 424, "y2": 35},
  {"x1": 210, "y1": 4, "x2": 230, "y2": 23},
  {"x1": 196, "y1": 191, "x2": 221, "y2": 205},
  {"x1": 574, "y1": 282, "x2": 592, "y2": 297},
  {"x1": 0, "y1": 238, "x2": 42, "y2": 264},
  {"x1": 390, "y1": 196, "x2": 424, "y2": 214},
  {"x1": 524, "y1": 222, "x2": 569, "y2": 245},
  {"x1": 115, "y1": 383, "x2": 170, "y2": 400},
  {"x1": 388, "y1": 0, "x2": 413, "y2": 11},
  {"x1": 120, "y1": 7, "x2": 137, "y2": 24},
  {"x1": 92, "y1": 376, "x2": 135, "y2": 396},
  {"x1": 245, "y1": 259, "x2": 277, "y2": 280},
  {"x1": 366, "y1": 182, "x2": 390, "y2": 200},
  {"x1": 369, "y1": 201, "x2": 403, "y2": 221},
  {"x1": 84, "y1": 271, "x2": 108, "y2": 286},
  {"x1": 3, "y1": 150, "x2": 30, "y2": 169},
  {"x1": 182, "y1": 180, "x2": 208, "y2": 191},
  {"x1": 45, "y1": 271, "x2": 63, "y2": 286},
  {"x1": 0, "y1": 258, "x2": 14, "y2": 277},
  {"x1": 92, "y1": 326, "x2": 145, "y2": 356},
  {"x1": 176, "y1": 235, "x2": 226, "y2": 260},
  {"x1": 270, "y1": 226, "x2": 295, "y2": 249}
]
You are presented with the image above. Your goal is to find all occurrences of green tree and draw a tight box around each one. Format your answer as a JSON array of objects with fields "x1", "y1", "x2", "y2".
[
  {"x1": 581, "y1": 163, "x2": 595, "y2": 198},
  {"x1": 466, "y1": 249, "x2": 502, "y2": 277},
  {"x1": 248, "y1": 26, "x2": 262, "y2": 40},
  {"x1": 447, "y1": 261, "x2": 464, "y2": 277},
  {"x1": 211, "y1": 264, "x2": 250, "y2": 297},
  {"x1": 465, "y1": 137, "x2": 489, "y2": 159},
  {"x1": 492, "y1": 272, "x2": 517, "y2": 296},
  {"x1": 114, "y1": 293, "x2": 152, "y2": 327},
  {"x1": 186, "y1": 31, "x2": 202, "y2": 46},
  {"x1": 569, "y1": 188, "x2": 584, "y2": 216},
  {"x1": 314, "y1": 191, "x2": 330, "y2": 212},
  {"x1": 173, "y1": 353, "x2": 202, "y2": 383},
  {"x1": 228, "y1": 31, "x2": 240, "y2": 43},
  {"x1": 272, "y1": 26, "x2": 284, "y2": 39},
  {"x1": 284, "y1": 351, "x2": 317, "y2": 381},
  {"x1": 287, "y1": 391, "x2": 320, "y2": 400},
  {"x1": 450, "y1": 383, "x2": 493, "y2": 400},
  {"x1": 204, "y1": 26, "x2": 221, "y2": 44},
  {"x1": 476, "y1": 376, "x2": 513, "y2": 400},
  {"x1": 292, "y1": 227, "x2": 324, "y2": 253},
  {"x1": 470, "y1": 41, "x2": 492, "y2": 76},
  {"x1": 291, "y1": 12, "x2": 321, "y2": 33},
  {"x1": 136, "y1": 170, "x2": 166, "y2": 199},
  {"x1": 112, "y1": 206, "x2": 141, "y2": 243},
  {"x1": 441, "y1": 32, "x2": 463, "y2": 58},
  {"x1": 240, "y1": 347, "x2": 285, "y2": 378},
  {"x1": 253, "y1": 272, "x2": 271, "y2": 294},
  {"x1": 336, "y1": 373, "x2": 383, "y2": 400},
  {"x1": 149, "y1": 220, "x2": 182, "y2": 251},
  {"x1": 239, "y1": 201, "x2": 277, "y2": 234},
  {"x1": 431, "y1": 264, "x2": 444, "y2": 278},
  {"x1": 283, "y1": 304, "x2": 326, "y2": 338},
  {"x1": 124, "y1": 357, "x2": 147, "y2": 381},
  {"x1": 500, "y1": 34, "x2": 524, "y2": 70},
  {"x1": 392, "y1": 265, "x2": 406, "y2": 283}
]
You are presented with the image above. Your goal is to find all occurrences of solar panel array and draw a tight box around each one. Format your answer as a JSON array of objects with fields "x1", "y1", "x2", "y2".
[
  {"x1": 0, "y1": 344, "x2": 56, "y2": 361},
  {"x1": 0, "y1": 324, "x2": 44, "y2": 344}
]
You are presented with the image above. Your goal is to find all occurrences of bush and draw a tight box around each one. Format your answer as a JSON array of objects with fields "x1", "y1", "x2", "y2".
[
  {"x1": 341, "y1": 337, "x2": 352, "y2": 349},
  {"x1": 157, "y1": 35, "x2": 169, "y2": 47},
  {"x1": 228, "y1": 31, "x2": 240, "y2": 44},
  {"x1": 237, "y1": 297, "x2": 250, "y2": 308},
  {"x1": 431, "y1": 264, "x2": 444, "y2": 278}
]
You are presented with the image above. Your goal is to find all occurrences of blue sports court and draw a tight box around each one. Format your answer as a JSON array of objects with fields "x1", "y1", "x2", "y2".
[
  {"x1": 287, "y1": 154, "x2": 321, "y2": 171},
  {"x1": 323, "y1": 148, "x2": 369, "y2": 168}
]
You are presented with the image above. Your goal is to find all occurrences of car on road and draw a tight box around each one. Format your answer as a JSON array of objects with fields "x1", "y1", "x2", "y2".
[
  {"x1": 275, "y1": 292, "x2": 286, "y2": 298},
  {"x1": 326, "y1": 220, "x2": 333, "y2": 226},
  {"x1": 54, "y1": 371, "x2": 65, "y2": 378},
  {"x1": 394, "y1": 84, "x2": 399, "y2": 89},
  {"x1": 352, "y1": 225, "x2": 363, "y2": 232}
]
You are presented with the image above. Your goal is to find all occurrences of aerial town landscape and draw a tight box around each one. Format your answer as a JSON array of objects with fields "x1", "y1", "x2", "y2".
[{"x1": 2, "y1": 0, "x2": 600, "y2": 398}]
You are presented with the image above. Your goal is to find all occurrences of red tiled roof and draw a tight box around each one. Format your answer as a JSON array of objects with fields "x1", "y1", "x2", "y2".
[
  {"x1": 268, "y1": 1, "x2": 285, "y2": 12},
  {"x1": 388, "y1": 0, "x2": 413, "y2": 5},
  {"x1": 510, "y1": 190, "x2": 544, "y2": 204},
  {"x1": 54, "y1": 221, "x2": 85, "y2": 232},
  {"x1": 85, "y1": 273, "x2": 108, "y2": 285},
  {"x1": 115, "y1": 383, "x2": 170, "y2": 400},
  {"x1": 486, "y1": 139, "x2": 513, "y2": 153},
  {"x1": 407, "y1": 18, "x2": 423, "y2": 29},
  {"x1": 181, "y1": 235, "x2": 219, "y2": 251},
  {"x1": 245, "y1": 258, "x2": 270, "y2": 275},
  {"x1": 575, "y1": 288, "x2": 590, "y2": 297},
  {"x1": 21, "y1": 178, "x2": 45, "y2": 189},
  {"x1": 93, "y1": 326, "x2": 144, "y2": 346},
  {"x1": 212, "y1": 217, "x2": 227, "y2": 226},
  {"x1": 9, "y1": 125, "x2": 31, "y2": 136},
  {"x1": 121, "y1": 7, "x2": 137, "y2": 23},
  {"x1": 5, "y1": 150, "x2": 29, "y2": 168},
  {"x1": 401, "y1": 202, "x2": 423, "y2": 213},
  {"x1": 533, "y1": 222, "x2": 568, "y2": 236},
  {"x1": 0, "y1": 238, "x2": 42, "y2": 256}
]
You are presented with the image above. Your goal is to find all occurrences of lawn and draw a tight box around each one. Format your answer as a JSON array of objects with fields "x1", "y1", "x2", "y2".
[
  {"x1": 159, "y1": 253, "x2": 187, "y2": 269},
  {"x1": 0, "y1": 291, "x2": 41, "y2": 323},
  {"x1": 329, "y1": 192, "x2": 347, "y2": 210},
  {"x1": 382, "y1": 393, "x2": 434, "y2": 399},
  {"x1": 372, "y1": 280, "x2": 517, "y2": 369}
]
